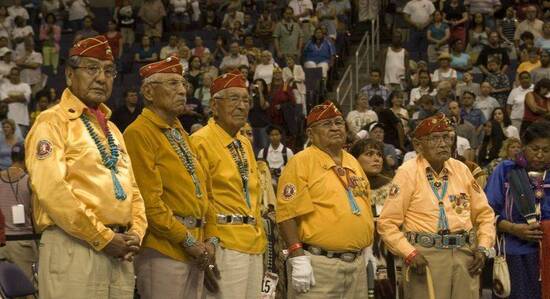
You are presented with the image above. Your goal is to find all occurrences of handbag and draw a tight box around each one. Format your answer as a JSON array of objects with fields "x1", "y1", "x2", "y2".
[{"x1": 493, "y1": 234, "x2": 511, "y2": 298}]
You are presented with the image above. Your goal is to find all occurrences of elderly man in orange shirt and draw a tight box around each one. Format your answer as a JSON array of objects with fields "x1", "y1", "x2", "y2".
[{"x1": 378, "y1": 113, "x2": 495, "y2": 299}]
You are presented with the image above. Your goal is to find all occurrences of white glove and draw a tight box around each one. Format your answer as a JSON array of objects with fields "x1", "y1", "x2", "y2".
[
  {"x1": 289, "y1": 255, "x2": 316, "y2": 293},
  {"x1": 364, "y1": 246, "x2": 378, "y2": 271}
]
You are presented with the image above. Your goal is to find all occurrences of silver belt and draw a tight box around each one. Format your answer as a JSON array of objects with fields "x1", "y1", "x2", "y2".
[
  {"x1": 406, "y1": 231, "x2": 475, "y2": 249},
  {"x1": 174, "y1": 215, "x2": 206, "y2": 229},
  {"x1": 216, "y1": 214, "x2": 256, "y2": 225},
  {"x1": 303, "y1": 244, "x2": 362, "y2": 263}
]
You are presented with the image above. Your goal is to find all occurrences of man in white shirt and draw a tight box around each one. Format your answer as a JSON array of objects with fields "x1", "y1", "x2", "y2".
[
  {"x1": 8, "y1": 0, "x2": 29, "y2": 21},
  {"x1": 288, "y1": 0, "x2": 314, "y2": 23},
  {"x1": 15, "y1": 38, "x2": 43, "y2": 95},
  {"x1": 507, "y1": 71, "x2": 534, "y2": 129},
  {"x1": 65, "y1": 0, "x2": 89, "y2": 31},
  {"x1": 0, "y1": 67, "x2": 30, "y2": 134},
  {"x1": 257, "y1": 126, "x2": 294, "y2": 185},
  {"x1": 220, "y1": 42, "x2": 249, "y2": 72},
  {"x1": 346, "y1": 93, "x2": 378, "y2": 135},
  {"x1": 0, "y1": 48, "x2": 16, "y2": 81},
  {"x1": 514, "y1": 5, "x2": 543, "y2": 46},
  {"x1": 403, "y1": 0, "x2": 435, "y2": 61},
  {"x1": 474, "y1": 81, "x2": 500, "y2": 121},
  {"x1": 159, "y1": 35, "x2": 179, "y2": 60}
]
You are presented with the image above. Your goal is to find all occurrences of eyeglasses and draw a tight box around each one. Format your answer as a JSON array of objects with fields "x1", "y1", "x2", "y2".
[
  {"x1": 149, "y1": 79, "x2": 188, "y2": 89},
  {"x1": 423, "y1": 134, "x2": 453, "y2": 145},
  {"x1": 312, "y1": 118, "x2": 346, "y2": 129},
  {"x1": 74, "y1": 64, "x2": 117, "y2": 78},
  {"x1": 215, "y1": 95, "x2": 251, "y2": 106}
]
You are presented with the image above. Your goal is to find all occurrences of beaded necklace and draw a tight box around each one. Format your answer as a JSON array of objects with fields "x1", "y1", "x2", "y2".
[
  {"x1": 427, "y1": 171, "x2": 449, "y2": 234},
  {"x1": 163, "y1": 128, "x2": 202, "y2": 198},
  {"x1": 80, "y1": 114, "x2": 127, "y2": 200},
  {"x1": 228, "y1": 140, "x2": 251, "y2": 208}
]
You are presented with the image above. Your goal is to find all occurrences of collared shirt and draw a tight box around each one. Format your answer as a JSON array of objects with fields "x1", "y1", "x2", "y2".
[
  {"x1": 257, "y1": 143, "x2": 294, "y2": 171},
  {"x1": 515, "y1": 19, "x2": 544, "y2": 40},
  {"x1": 360, "y1": 84, "x2": 390, "y2": 102},
  {"x1": 461, "y1": 106, "x2": 486, "y2": 128},
  {"x1": 378, "y1": 156, "x2": 495, "y2": 257},
  {"x1": 25, "y1": 89, "x2": 147, "y2": 251},
  {"x1": 0, "y1": 81, "x2": 31, "y2": 126},
  {"x1": 403, "y1": 0, "x2": 436, "y2": 26},
  {"x1": 190, "y1": 119, "x2": 266, "y2": 254},
  {"x1": 220, "y1": 54, "x2": 249, "y2": 70},
  {"x1": 276, "y1": 146, "x2": 374, "y2": 251},
  {"x1": 124, "y1": 108, "x2": 212, "y2": 262},
  {"x1": 474, "y1": 95, "x2": 500, "y2": 121},
  {"x1": 486, "y1": 160, "x2": 550, "y2": 255},
  {"x1": 288, "y1": 0, "x2": 314, "y2": 22}
]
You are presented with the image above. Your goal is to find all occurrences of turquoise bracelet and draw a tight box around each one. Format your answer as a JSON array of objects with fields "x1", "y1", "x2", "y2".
[{"x1": 183, "y1": 233, "x2": 198, "y2": 248}]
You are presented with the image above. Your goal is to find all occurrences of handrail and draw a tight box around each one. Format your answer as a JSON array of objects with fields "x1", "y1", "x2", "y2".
[
  {"x1": 355, "y1": 31, "x2": 370, "y2": 95},
  {"x1": 336, "y1": 65, "x2": 353, "y2": 114}
]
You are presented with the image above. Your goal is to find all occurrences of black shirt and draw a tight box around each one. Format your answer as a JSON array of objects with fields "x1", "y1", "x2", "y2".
[
  {"x1": 377, "y1": 109, "x2": 401, "y2": 149},
  {"x1": 111, "y1": 104, "x2": 143, "y2": 133},
  {"x1": 476, "y1": 45, "x2": 510, "y2": 68},
  {"x1": 178, "y1": 96, "x2": 204, "y2": 132}
]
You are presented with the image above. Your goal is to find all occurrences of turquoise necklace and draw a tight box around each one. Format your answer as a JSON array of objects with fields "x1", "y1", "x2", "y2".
[
  {"x1": 427, "y1": 172, "x2": 449, "y2": 234},
  {"x1": 163, "y1": 128, "x2": 202, "y2": 198},
  {"x1": 228, "y1": 140, "x2": 251, "y2": 208},
  {"x1": 80, "y1": 114, "x2": 127, "y2": 200}
]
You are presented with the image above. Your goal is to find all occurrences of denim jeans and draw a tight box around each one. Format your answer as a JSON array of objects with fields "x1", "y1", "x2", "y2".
[{"x1": 407, "y1": 27, "x2": 428, "y2": 61}]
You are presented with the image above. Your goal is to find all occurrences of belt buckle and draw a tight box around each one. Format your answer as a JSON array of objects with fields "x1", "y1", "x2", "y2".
[
  {"x1": 232, "y1": 215, "x2": 244, "y2": 224},
  {"x1": 183, "y1": 216, "x2": 197, "y2": 228},
  {"x1": 308, "y1": 246, "x2": 322, "y2": 255},
  {"x1": 216, "y1": 214, "x2": 228, "y2": 224},
  {"x1": 441, "y1": 235, "x2": 460, "y2": 249},
  {"x1": 247, "y1": 216, "x2": 256, "y2": 225},
  {"x1": 417, "y1": 234, "x2": 435, "y2": 248},
  {"x1": 340, "y1": 252, "x2": 356, "y2": 263}
]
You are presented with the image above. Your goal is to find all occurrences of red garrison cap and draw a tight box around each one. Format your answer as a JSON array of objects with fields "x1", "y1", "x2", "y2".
[
  {"x1": 69, "y1": 35, "x2": 114, "y2": 61},
  {"x1": 413, "y1": 112, "x2": 453, "y2": 138},
  {"x1": 307, "y1": 101, "x2": 343, "y2": 126},
  {"x1": 139, "y1": 56, "x2": 183, "y2": 79},
  {"x1": 211, "y1": 70, "x2": 248, "y2": 95}
]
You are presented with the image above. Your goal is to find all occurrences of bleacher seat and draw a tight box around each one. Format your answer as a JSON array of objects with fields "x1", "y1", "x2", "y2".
[{"x1": 0, "y1": 261, "x2": 37, "y2": 298}]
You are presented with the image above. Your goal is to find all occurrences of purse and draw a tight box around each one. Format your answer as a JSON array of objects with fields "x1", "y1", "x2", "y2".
[{"x1": 492, "y1": 234, "x2": 511, "y2": 298}]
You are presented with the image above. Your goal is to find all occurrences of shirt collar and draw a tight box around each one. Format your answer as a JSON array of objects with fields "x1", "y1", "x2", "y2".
[
  {"x1": 140, "y1": 107, "x2": 184, "y2": 130},
  {"x1": 208, "y1": 118, "x2": 244, "y2": 147},
  {"x1": 312, "y1": 145, "x2": 357, "y2": 174},
  {"x1": 59, "y1": 88, "x2": 112, "y2": 120},
  {"x1": 417, "y1": 155, "x2": 454, "y2": 176},
  {"x1": 269, "y1": 143, "x2": 283, "y2": 152}
]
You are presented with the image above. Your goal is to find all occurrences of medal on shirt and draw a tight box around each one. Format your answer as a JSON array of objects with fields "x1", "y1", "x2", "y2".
[{"x1": 332, "y1": 166, "x2": 361, "y2": 215}]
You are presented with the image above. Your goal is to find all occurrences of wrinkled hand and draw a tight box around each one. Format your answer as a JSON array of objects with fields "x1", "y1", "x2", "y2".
[
  {"x1": 409, "y1": 253, "x2": 429, "y2": 275},
  {"x1": 103, "y1": 233, "x2": 132, "y2": 258},
  {"x1": 121, "y1": 233, "x2": 140, "y2": 261},
  {"x1": 289, "y1": 255, "x2": 316, "y2": 293},
  {"x1": 183, "y1": 242, "x2": 211, "y2": 269},
  {"x1": 205, "y1": 242, "x2": 216, "y2": 265},
  {"x1": 512, "y1": 223, "x2": 544, "y2": 242},
  {"x1": 468, "y1": 250, "x2": 486, "y2": 276}
]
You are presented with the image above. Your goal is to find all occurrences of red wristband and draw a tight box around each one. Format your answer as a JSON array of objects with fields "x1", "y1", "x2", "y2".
[
  {"x1": 405, "y1": 250, "x2": 419, "y2": 265},
  {"x1": 288, "y1": 242, "x2": 303, "y2": 254}
]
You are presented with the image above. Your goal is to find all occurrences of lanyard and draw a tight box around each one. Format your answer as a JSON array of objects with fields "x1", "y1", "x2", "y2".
[
  {"x1": 332, "y1": 166, "x2": 361, "y2": 215},
  {"x1": 427, "y1": 172, "x2": 449, "y2": 234}
]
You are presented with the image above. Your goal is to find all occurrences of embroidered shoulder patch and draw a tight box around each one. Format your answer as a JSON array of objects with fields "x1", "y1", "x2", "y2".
[
  {"x1": 389, "y1": 184, "x2": 400, "y2": 198},
  {"x1": 472, "y1": 180, "x2": 481, "y2": 193},
  {"x1": 36, "y1": 140, "x2": 53, "y2": 160},
  {"x1": 282, "y1": 183, "x2": 297, "y2": 201}
]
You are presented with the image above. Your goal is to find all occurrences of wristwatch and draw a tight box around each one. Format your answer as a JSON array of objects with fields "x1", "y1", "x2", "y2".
[{"x1": 477, "y1": 246, "x2": 496, "y2": 259}]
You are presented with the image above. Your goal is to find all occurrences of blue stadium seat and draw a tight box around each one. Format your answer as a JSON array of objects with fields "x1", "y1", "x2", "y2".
[{"x1": 0, "y1": 261, "x2": 37, "y2": 299}]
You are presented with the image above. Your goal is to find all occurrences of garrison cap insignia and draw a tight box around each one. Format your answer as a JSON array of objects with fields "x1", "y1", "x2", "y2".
[
  {"x1": 36, "y1": 140, "x2": 53, "y2": 160},
  {"x1": 283, "y1": 183, "x2": 297, "y2": 201}
]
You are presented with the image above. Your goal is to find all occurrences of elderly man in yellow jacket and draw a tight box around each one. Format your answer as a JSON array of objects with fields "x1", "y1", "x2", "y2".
[
  {"x1": 276, "y1": 101, "x2": 374, "y2": 298},
  {"x1": 190, "y1": 70, "x2": 266, "y2": 299},
  {"x1": 378, "y1": 113, "x2": 496, "y2": 299},
  {"x1": 123, "y1": 56, "x2": 219, "y2": 299},
  {"x1": 25, "y1": 35, "x2": 147, "y2": 299}
]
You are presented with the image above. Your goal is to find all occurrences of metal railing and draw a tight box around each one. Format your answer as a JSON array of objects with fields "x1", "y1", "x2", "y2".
[{"x1": 336, "y1": 13, "x2": 380, "y2": 112}]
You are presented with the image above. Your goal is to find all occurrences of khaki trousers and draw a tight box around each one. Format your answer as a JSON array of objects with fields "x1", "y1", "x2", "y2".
[
  {"x1": 288, "y1": 251, "x2": 368, "y2": 299},
  {"x1": 205, "y1": 247, "x2": 263, "y2": 299},
  {"x1": 404, "y1": 246, "x2": 479, "y2": 299},
  {"x1": 0, "y1": 240, "x2": 38, "y2": 281},
  {"x1": 38, "y1": 228, "x2": 135, "y2": 299},
  {"x1": 135, "y1": 248, "x2": 204, "y2": 299}
]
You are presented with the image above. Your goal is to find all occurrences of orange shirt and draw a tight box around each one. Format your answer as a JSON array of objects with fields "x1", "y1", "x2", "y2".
[{"x1": 378, "y1": 156, "x2": 495, "y2": 258}]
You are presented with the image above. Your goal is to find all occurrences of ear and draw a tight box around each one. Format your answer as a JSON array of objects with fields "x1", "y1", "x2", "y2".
[
  {"x1": 65, "y1": 67, "x2": 74, "y2": 87},
  {"x1": 141, "y1": 84, "x2": 155, "y2": 104},
  {"x1": 210, "y1": 97, "x2": 218, "y2": 118},
  {"x1": 412, "y1": 138, "x2": 423, "y2": 152},
  {"x1": 306, "y1": 127, "x2": 313, "y2": 140}
]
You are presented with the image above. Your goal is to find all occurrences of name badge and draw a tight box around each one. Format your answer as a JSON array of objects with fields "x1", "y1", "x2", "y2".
[
  {"x1": 260, "y1": 272, "x2": 279, "y2": 298},
  {"x1": 12, "y1": 204, "x2": 25, "y2": 225}
]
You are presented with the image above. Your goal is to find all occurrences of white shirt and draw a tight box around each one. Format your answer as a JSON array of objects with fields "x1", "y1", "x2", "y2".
[
  {"x1": 7, "y1": 6, "x2": 29, "y2": 21},
  {"x1": 384, "y1": 48, "x2": 405, "y2": 85},
  {"x1": 66, "y1": 0, "x2": 88, "y2": 21},
  {"x1": 456, "y1": 135, "x2": 471, "y2": 157},
  {"x1": 474, "y1": 95, "x2": 500, "y2": 121},
  {"x1": 403, "y1": 0, "x2": 435, "y2": 26},
  {"x1": 432, "y1": 68, "x2": 457, "y2": 83},
  {"x1": 160, "y1": 45, "x2": 179, "y2": 60},
  {"x1": 170, "y1": 0, "x2": 189, "y2": 13},
  {"x1": 346, "y1": 109, "x2": 379, "y2": 134},
  {"x1": 16, "y1": 51, "x2": 43, "y2": 85},
  {"x1": 504, "y1": 125, "x2": 520, "y2": 139},
  {"x1": 257, "y1": 144, "x2": 294, "y2": 170},
  {"x1": 0, "y1": 81, "x2": 31, "y2": 126},
  {"x1": 0, "y1": 61, "x2": 16, "y2": 79},
  {"x1": 403, "y1": 151, "x2": 417, "y2": 162},
  {"x1": 254, "y1": 63, "x2": 276, "y2": 85},
  {"x1": 288, "y1": 0, "x2": 314, "y2": 22},
  {"x1": 409, "y1": 86, "x2": 436, "y2": 105},
  {"x1": 507, "y1": 84, "x2": 534, "y2": 121}
]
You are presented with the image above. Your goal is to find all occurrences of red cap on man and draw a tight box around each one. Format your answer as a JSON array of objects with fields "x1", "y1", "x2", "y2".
[
  {"x1": 211, "y1": 70, "x2": 248, "y2": 95},
  {"x1": 69, "y1": 35, "x2": 114, "y2": 61},
  {"x1": 139, "y1": 56, "x2": 183, "y2": 79},
  {"x1": 307, "y1": 101, "x2": 343, "y2": 126},
  {"x1": 413, "y1": 113, "x2": 453, "y2": 138}
]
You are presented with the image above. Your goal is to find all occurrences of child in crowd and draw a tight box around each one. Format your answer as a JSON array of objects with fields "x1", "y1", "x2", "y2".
[{"x1": 484, "y1": 58, "x2": 510, "y2": 106}]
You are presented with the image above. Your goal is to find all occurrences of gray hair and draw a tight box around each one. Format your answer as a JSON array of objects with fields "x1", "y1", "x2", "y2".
[{"x1": 66, "y1": 56, "x2": 81, "y2": 68}]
